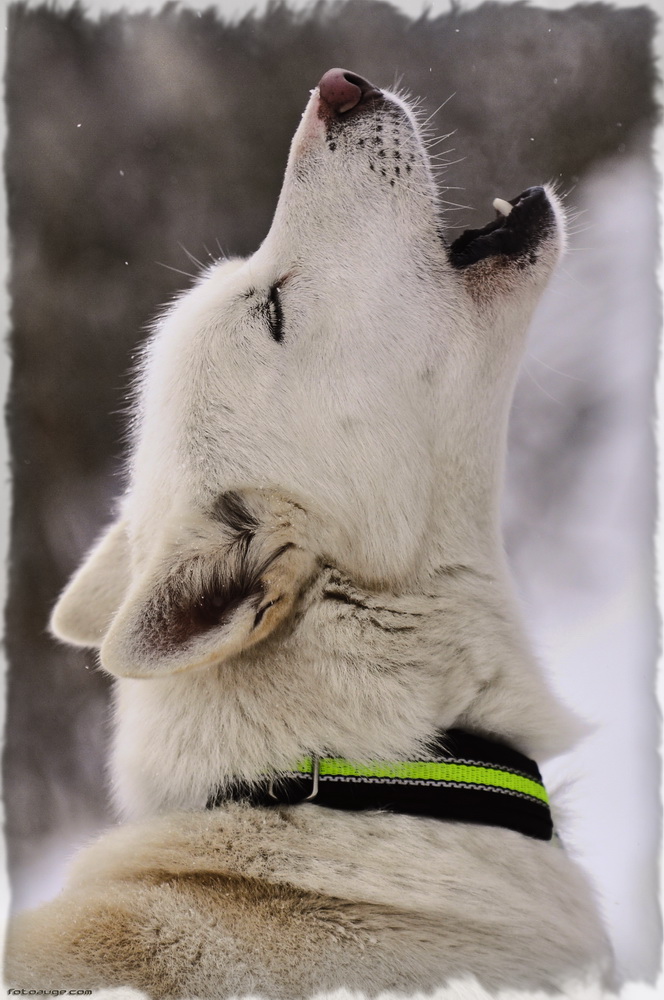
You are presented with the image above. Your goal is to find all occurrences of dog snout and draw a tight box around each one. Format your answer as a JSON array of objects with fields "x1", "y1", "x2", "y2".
[{"x1": 317, "y1": 68, "x2": 382, "y2": 114}]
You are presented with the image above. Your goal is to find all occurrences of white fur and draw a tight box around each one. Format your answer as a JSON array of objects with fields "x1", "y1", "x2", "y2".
[{"x1": 8, "y1": 81, "x2": 613, "y2": 996}]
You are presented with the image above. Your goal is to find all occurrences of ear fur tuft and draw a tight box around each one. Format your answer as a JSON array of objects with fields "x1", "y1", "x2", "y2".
[{"x1": 49, "y1": 519, "x2": 130, "y2": 648}]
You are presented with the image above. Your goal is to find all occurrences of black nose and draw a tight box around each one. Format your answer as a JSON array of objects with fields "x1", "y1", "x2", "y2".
[{"x1": 317, "y1": 68, "x2": 382, "y2": 114}]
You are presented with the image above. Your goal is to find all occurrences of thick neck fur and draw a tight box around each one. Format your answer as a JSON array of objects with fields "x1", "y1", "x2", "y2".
[{"x1": 110, "y1": 556, "x2": 578, "y2": 821}]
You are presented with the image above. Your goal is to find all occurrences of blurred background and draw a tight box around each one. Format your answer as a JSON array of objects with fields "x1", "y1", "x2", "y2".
[{"x1": 3, "y1": 0, "x2": 660, "y2": 984}]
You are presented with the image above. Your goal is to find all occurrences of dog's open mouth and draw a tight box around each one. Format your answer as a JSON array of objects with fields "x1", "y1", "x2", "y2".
[
  {"x1": 295, "y1": 69, "x2": 560, "y2": 274},
  {"x1": 447, "y1": 187, "x2": 555, "y2": 269}
]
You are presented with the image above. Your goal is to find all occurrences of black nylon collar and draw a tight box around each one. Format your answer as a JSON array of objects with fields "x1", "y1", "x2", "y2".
[{"x1": 206, "y1": 729, "x2": 553, "y2": 841}]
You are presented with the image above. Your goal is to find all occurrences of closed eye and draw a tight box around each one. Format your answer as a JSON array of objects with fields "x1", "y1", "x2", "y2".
[{"x1": 267, "y1": 284, "x2": 284, "y2": 342}]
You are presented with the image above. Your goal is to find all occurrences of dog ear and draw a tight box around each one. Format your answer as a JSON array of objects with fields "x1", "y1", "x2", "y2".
[
  {"x1": 50, "y1": 518, "x2": 131, "y2": 648},
  {"x1": 99, "y1": 491, "x2": 317, "y2": 679}
]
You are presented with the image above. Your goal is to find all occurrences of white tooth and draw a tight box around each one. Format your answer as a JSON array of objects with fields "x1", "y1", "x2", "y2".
[{"x1": 492, "y1": 197, "x2": 513, "y2": 217}]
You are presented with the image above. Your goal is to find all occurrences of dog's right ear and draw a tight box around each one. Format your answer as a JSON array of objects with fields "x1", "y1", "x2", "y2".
[{"x1": 50, "y1": 519, "x2": 130, "y2": 649}]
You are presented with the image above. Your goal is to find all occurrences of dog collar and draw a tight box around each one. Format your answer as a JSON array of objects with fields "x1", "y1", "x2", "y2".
[{"x1": 206, "y1": 729, "x2": 553, "y2": 841}]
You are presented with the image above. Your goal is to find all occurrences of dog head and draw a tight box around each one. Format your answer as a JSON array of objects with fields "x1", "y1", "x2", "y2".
[{"x1": 51, "y1": 69, "x2": 565, "y2": 681}]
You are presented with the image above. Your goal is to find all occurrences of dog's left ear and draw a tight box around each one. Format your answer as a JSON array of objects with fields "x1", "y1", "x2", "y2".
[
  {"x1": 99, "y1": 491, "x2": 318, "y2": 679},
  {"x1": 50, "y1": 518, "x2": 131, "y2": 648}
]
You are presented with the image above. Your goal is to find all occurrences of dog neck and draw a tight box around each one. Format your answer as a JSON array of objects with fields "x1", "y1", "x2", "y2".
[{"x1": 110, "y1": 559, "x2": 579, "y2": 822}]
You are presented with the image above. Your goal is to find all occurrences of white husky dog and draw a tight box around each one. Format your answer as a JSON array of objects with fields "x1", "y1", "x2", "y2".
[{"x1": 6, "y1": 70, "x2": 613, "y2": 997}]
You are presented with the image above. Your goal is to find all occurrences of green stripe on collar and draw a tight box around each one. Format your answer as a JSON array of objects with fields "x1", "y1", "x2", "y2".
[{"x1": 288, "y1": 756, "x2": 549, "y2": 805}]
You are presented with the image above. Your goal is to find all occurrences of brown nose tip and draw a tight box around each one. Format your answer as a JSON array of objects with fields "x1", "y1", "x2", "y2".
[{"x1": 318, "y1": 68, "x2": 382, "y2": 114}]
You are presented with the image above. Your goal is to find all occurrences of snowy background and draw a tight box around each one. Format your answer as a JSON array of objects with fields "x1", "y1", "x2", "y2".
[{"x1": 3, "y1": 0, "x2": 661, "y2": 985}]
